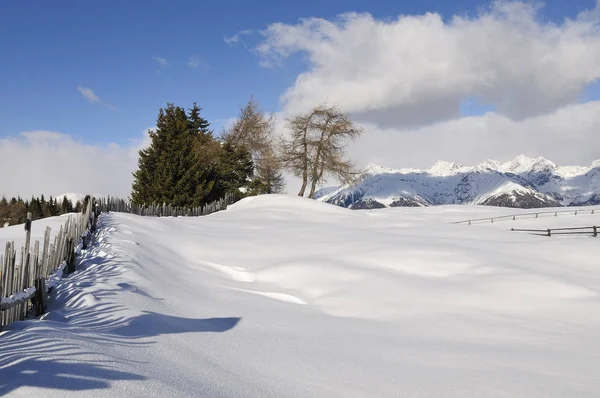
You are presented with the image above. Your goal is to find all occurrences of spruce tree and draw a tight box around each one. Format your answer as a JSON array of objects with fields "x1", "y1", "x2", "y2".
[
  {"x1": 132, "y1": 103, "x2": 218, "y2": 207},
  {"x1": 29, "y1": 196, "x2": 43, "y2": 219},
  {"x1": 212, "y1": 140, "x2": 254, "y2": 199}
]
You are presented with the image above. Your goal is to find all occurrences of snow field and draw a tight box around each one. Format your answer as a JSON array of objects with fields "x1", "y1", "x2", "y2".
[{"x1": 1, "y1": 195, "x2": 599, "y2": 397}]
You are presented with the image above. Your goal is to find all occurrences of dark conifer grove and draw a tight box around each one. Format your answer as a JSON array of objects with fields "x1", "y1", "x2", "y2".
[
  {"x1": 0, "y1": 195, "x2": 85, "y2": 227},
  {"x1": 131, "y1": 103, "x2": 255, "y2": 207}
]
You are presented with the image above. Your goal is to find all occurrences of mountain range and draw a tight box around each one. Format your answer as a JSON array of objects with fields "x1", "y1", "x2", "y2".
[{"x1": 316, "y1": 155, "x2": 600, "y2": 209}]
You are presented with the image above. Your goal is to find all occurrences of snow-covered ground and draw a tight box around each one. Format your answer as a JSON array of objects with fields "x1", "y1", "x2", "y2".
[
  {"x1": 0, "y1": 214, "x2": 74, "y2": 252},
  {"x1": 1, "y1": 195, "x2": 599, "y2": 397}
]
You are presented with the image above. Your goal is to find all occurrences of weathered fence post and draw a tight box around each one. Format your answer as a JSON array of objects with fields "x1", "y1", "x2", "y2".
[
  {"x1": 66, "y1": 238, "x2": 76, "y2": 274},
  {"x1": 33, "y1": 277, "x2": 47, "y2": 316}
]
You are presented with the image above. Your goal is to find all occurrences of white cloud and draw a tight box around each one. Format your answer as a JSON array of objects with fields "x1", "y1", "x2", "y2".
[
  {"x1": 187, "y1": 56, "x2": 207, "y2": 69},
  {"x1": 77, "y1": 86, "x2": 100, "y2": 103},
  {"x1": 0, "y1": 130, "x2": 152, "y2": 199},
  {"x1": 224, "y1": 29, "x2": 253, "y2": 46},
  {"x1": 272, "y1": 99, "x2": 600, "y2": 194},
  {"x1": 256, "y1": 1, "x2": 600, "y2": 127},
  {"x1": 346, "y1": 101, "x2": 600, "y2": 172},
  {"x1": 76, "y1": 86, "x2": 115, "y2": 110},
  {"x1": 153, "y1": 57, "x2": 170, "y2": 67},
  {"x1": 224, "y1": 35, "x2": 239, "y2": 45}
]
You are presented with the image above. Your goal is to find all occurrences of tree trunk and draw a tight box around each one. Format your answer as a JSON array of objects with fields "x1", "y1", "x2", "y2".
[
  {"x1": 297, "y1": 126, "x2": 310, "y2": 197},
  {"x1": 308, "y1": 122, "x2": 329, "y2": 199},
  {"x1": 308, "y1": 150, "x2": 324, "y2": 198},
  {"x1": 298, "y1": 160, "x2": 308, "y2": 196},
  {"x1": 308, "y1": 180, "x2": 317, "y2": 198},
  {"x1": 308, "y1": 155, "x2": 328, "y2": 199}
]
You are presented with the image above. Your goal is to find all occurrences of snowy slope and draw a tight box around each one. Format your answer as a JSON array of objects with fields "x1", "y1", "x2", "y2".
[
  {"x1": 1, "y1": 195, "x2": 599, "y2": 397},
  {"x1": 0, "y1": 213, "x2": 74, "y2": 250},
  {"x1": 318, "y1": 155, "x2": 600, "y2": 209}
]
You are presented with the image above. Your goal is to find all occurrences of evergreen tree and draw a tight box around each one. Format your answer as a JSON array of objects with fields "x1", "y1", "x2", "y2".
[
  {"x1": 60, "y1": 197, "x2": 74, "y2": 213},
  {"x1": 45, "y1": 196, "x2": 59, "y2": 217},
  {"x1": 29, "y1": 196, "x2": 43, "y2": 219},
  {"x1": 132, "y1": 103, "x2": 223, "y2": 207},
  {"x1": 82, "y1": 195, "x2": 91, "y2": 211},
  {"x1": 212, "y1": 140, "x2": 254, "y2": 200}
]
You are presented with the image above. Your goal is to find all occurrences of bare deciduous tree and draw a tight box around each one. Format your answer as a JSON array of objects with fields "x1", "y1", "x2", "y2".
[
  {"x1": 255, "y1": 146, "x2": 285, "y2": 194},
  {"x1": 280, "y1": 112, "x2": 314, "y2": 196},
  {"x1": 281, "y1": 104, "x2": 363, "y2": 198},
  {"x1": 224, "y1": 96, "x2": 285, "y2": 194}
]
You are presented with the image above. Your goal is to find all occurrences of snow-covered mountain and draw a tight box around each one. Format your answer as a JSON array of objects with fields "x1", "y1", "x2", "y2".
[{"x1": 317, "y1": 155, "x2": 600, "y2": 209}]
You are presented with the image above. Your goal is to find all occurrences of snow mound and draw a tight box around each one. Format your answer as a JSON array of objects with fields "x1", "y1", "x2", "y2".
[{"x1": 2, "y1": 196, "x2": 599, "y2": 397}]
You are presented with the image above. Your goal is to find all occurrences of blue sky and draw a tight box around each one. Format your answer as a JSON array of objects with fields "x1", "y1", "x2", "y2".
[
  {"x1": 0, "y1": 0, "x2": 597, "y2": 146},
  {"x1": 1, "y1": 0, "x2": 600, "y2": 198}
]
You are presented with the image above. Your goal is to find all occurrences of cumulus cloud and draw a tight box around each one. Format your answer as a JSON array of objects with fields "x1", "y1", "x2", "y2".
[
  {"x1": 153, "y1": 57, "x2": 170, "y2": 67},
  {"x1": 187, "y1": 55, "x2": 207, "y2": 69},
  {"x1": 347, "y1": 100, "x2": 600, "y2": 171},
  {"x1": 256, "y1": 1, "x2": 600, "y2": 127},
  {"x1": 224, "y1": 29, "x2": 253, "y2": 46},
  {"x1": 76, "y1": 86, "x2": 115, "y2": 110},
  {"x1": 0, "y1": 130, "x2": 152, "y2": 199}
]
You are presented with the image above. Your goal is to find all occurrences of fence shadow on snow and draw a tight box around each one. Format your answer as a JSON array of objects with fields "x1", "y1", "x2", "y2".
[
  {"x1": 0, "y1": 207, "x2": 241, "y2": 395},
  {"x1": 1, "y1": 193, "x2": 238, "y2": 330}
]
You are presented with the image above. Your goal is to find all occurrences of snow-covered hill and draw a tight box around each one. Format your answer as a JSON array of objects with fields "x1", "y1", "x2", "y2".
[
  {"x1": 317, "y1": 155, "x2": 600, "y2": 209},
  {"x1": 1, "y1": 195, "x2": 599, "y2": 397}
]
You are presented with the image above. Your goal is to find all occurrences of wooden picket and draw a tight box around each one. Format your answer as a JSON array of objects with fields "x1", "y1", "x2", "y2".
[
  {"x1": 95, "y1": 193, "x2": 237, "y2": 218},
  {"x1": 0, "y1": 198, "x2": 96, "y2": 329},
  {"x1": 0, "y1": 193, "x2": 238, "y2": 329}
]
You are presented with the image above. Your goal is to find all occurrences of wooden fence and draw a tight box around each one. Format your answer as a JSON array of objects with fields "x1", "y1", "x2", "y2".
[
  {"x1": 1, "y1": 199, "x2": 96, "y2": 329},
  {"x1": 510, "y1": 226, "x2": 598, "y2": 237},
  {"x1": 96, "y1": 193, "x2": 237, "y2": 217},
  {"x1": 1, "y1": 193, "x2": 239, "y2": 330},
  {"x1": 453, "y1": 208, "x2": 599, "y2": 225}
]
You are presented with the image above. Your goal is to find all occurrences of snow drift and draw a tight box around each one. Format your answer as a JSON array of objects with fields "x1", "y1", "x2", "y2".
[{"x1": 1, "y1": 195, "x2": 599, "y2": 397}]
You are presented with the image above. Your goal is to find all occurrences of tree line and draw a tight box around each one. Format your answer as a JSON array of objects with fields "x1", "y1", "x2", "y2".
[
  {"x1": 0, "y1": 195, "x2": 89, "y2": 227},
  {"x1": 131, "y1": 97, "x2": 362, "y2": 207}
]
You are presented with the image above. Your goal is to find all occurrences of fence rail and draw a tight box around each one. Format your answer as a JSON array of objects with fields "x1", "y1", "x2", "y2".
[
  {"x1": 510, "y1": 226, "x2": 598, "y2": 237},
  {"x1": 453, "y1": 208, "x2": 599, "y2": 225},
  {"x1": 96, "y1": 193, "x2": 237, "y2": 217},
  {"x1": 1, "y1": 199, "x2": 96, "y2": 328}
]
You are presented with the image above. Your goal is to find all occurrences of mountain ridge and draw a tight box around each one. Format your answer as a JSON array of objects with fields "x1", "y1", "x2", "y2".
[{"x1": 317, "y1": 155, "x2": 600, "y2": 209}]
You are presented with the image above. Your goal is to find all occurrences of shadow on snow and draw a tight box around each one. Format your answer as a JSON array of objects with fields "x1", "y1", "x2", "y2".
[{"x1": 0, "y1": 213, "x2": 240, "y2": 395}]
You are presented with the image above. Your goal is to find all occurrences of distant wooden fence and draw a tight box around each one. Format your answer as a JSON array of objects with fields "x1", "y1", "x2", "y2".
[
  {"x1": 96, "y1": 193, "x2": 237, "y2": 217},
  {"x1": 1, "y1": 199, "x2": 96, "y2": 328},
  {"x1": 510, "y1": 226, "x2": 598, "y2": 237},
  {"x1": 453, "y1": 208, "x2": 599, "y2": 225}
]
